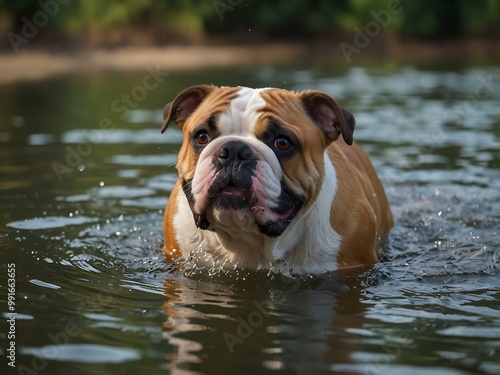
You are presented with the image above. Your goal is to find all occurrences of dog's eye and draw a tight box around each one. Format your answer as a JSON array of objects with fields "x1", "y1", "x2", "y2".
[
  {"x1": 195, "y1": 130, "x2": 210, "y2": 145},
  {"x1": 274, "y1": 136, "x2": 292, "y2": 151}
]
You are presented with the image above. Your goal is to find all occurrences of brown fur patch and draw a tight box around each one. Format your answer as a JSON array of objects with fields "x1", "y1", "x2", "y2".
[
  {"x1": 175, "y1": 86, "x2": 240, "y2": 181},
  {"x1": 163, "y1": 179, "x2": 182, "y2": 260},
  {"x1": 256, "y1": 89, "x2": 328, "y2": 208},
  {"x1": 329, "y1": 140, "x2": 393, "y2": 267}
]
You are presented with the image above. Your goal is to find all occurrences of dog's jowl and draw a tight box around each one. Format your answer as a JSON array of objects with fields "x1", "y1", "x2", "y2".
[{"x1": 161, "y1": 85, "x2": 393, "y2": 274}]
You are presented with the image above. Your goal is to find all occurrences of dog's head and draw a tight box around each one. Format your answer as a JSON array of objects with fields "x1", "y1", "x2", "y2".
[{"x1": 161, "y1": 85, "x2": 354, "y2": 238}]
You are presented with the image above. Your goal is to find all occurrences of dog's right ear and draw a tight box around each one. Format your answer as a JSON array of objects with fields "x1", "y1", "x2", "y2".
[{"x1": 161, "y1": 85, "x2": 214, "y2": 133}]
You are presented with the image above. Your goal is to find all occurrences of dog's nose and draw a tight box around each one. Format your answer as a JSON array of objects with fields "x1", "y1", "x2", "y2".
[{"x1": 217, "y1": 141, "x2": 254, "y2": 161}]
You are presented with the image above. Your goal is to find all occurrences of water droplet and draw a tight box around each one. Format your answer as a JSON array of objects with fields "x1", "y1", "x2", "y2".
[
  {"x1": 78, "y1": 164, "x2": 85, "y2": 172},
  {"x1": 99, "y1": 181, "x2": 104, "y2": 187},
  {"x1": 12, "y1": 115, "x2": 25, "y2": 128}
]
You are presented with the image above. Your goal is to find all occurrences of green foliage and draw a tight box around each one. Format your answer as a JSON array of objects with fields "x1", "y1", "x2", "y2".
[
  {"x1": 396, "y1": 0, "x2": 500, "y2": 39},
  {"x1": 2, "y1": 0, "x2": 499, "y2": 41}
]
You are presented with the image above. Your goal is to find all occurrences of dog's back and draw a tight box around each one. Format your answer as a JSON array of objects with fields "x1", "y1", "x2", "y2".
[{"x1": 328, "y1": 138, "x2": 393, "y2": 267}]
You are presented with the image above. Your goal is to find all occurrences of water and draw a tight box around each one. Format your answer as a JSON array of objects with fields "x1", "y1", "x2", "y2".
[{"x1": 0, "y1": 63, "x2": 499, "y2": 375}]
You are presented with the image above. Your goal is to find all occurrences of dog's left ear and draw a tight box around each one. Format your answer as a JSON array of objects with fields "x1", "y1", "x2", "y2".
[
  {"x1": 299, "y1": 90, "x2": 355, "y2": 145},
  {"x1": 161, "y1": 85, "x2": 214, "y2": 133}
]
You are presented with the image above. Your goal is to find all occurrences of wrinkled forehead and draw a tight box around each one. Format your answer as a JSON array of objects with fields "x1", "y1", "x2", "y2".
[
  {"x1": 216, "y1": 86, "x2": 307, "y2": 135},
  {"x1": 191, "y1": 86, "x2": 305, "y2": 137},
  {"x1": 217, "y1": 87, "x2": 269, "y2": 135}
]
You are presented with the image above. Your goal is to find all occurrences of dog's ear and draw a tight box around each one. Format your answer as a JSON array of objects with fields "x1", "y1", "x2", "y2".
[
  {"x1": 161, "y1": 85, "x2": 214, "y2": 133},
  {"x1": 299, "y1": 90, "x2": 355, "y2": 145}
]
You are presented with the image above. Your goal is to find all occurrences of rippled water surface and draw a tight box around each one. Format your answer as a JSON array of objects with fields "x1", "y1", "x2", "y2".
[{"x1": 1, "y1": 63, "x2": 499, "y2": 375}]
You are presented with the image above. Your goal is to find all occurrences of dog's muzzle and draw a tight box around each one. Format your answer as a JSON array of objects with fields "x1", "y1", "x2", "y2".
[
  {"x1": 209, "y1": 140, "x2": 257, "y2": 209},
  {"x1": 184, "y1": 140, "x2": 305, "y2": 237}
]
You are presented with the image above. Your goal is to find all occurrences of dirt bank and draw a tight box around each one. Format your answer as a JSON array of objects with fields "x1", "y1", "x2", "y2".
[
  {"x1": 0, "y1": 38, "x2": 498, "y2": 84},
  {"x1": 0, "y1": 43, "x2": 309, "y2": 84}
]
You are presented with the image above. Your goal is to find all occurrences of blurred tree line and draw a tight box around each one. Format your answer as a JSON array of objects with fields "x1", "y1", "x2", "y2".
[{"x1": 1, "y1": 0, "x2": 499, "y2": 47}]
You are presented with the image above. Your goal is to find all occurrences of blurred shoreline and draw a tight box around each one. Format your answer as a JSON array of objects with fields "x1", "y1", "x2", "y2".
[
  {"x1": 0, "y1": 43, "x2": 308, "y2": 84},
  {"x1": 1, "y1": 38, "x2": 499, "y2": 84}
]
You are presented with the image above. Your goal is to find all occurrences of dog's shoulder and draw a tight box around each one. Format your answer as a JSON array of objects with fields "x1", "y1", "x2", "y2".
[{"x1": 163, "y1": 179, "x2": 183, "y2": 261}]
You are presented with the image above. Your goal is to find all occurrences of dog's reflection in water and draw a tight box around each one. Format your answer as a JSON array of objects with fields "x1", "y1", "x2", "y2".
[{"x1": 161, "y1": 266, "x2": 374, "y2": 374}]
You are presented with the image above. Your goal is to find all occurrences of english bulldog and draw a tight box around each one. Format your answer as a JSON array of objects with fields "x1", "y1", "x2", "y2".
[{"x1": 161, "y1": 85, "x2": 393, "y2": 274}]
